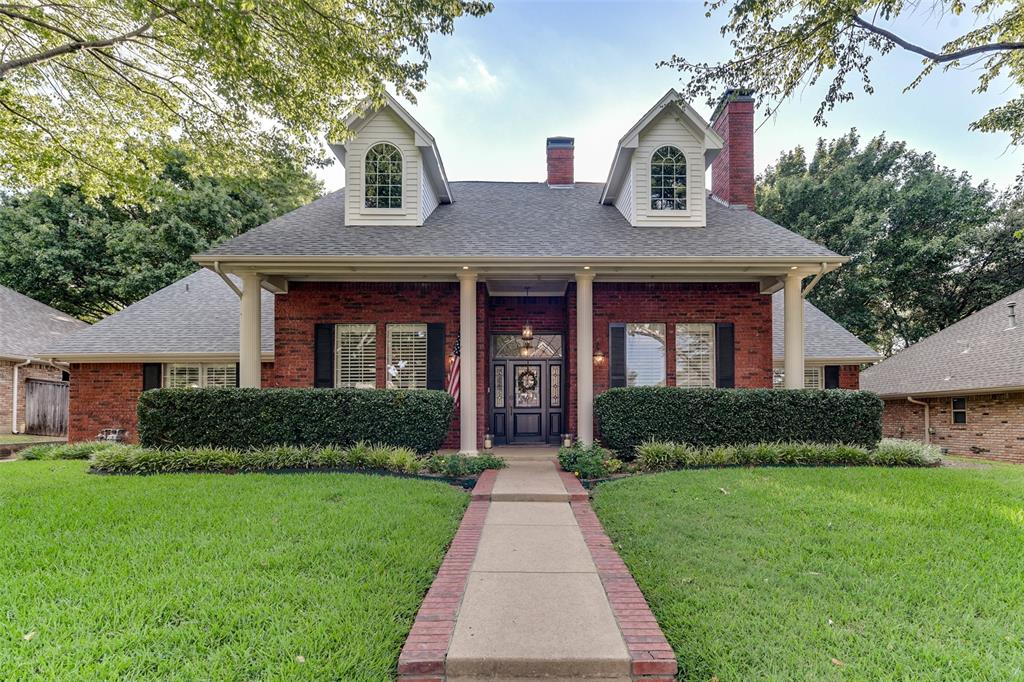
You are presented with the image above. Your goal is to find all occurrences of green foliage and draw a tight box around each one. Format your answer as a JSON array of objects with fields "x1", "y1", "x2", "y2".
[
  {"x1": 595, "y1": 387, "x2": 883, "y2": 454},
  {"x1": 18, "y1": 442, "x2": 122, "y2": 461},
  {"x1": 757, "y1": 131, "x2": 1024, "y2": 354},
  {"x1": 0, "y1": 1, "x2": 492, "y2": 201},
  {"x1": 558, "y1": 442, "x2": 618, "y2": 479},
  {"x1": 0, "y1": 460, "x2": 466, "y2": 678},
  {"x1": 633, "y1": 439, "x2": 939, "y2": 471},
  {"x1": 137, "y1": 388, "x2": 455, "y2": 454},
  {"x1": 663, "y1": 0, "x2": 1024, "y2": 144},
  {"x1": 0, "y1": 150, "x2": 320, "y2": 321},
  {"x1": 90, "y1": 443, "x2": 505, "y2": 476}
]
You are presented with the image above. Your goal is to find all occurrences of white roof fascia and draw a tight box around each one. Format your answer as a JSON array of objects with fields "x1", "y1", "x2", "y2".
[
  {"x1": 329, "y1": 91, "x2": 453, "y2": 203},
  {"x1": 600, "y1": 89, "x2": 724, "y2": 205}
]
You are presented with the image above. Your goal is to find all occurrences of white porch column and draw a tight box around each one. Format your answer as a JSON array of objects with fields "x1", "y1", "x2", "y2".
[
  {"x1": 458, "y1": 272, "x2": 478, "y2": 454},
  {"x1": 239, "y1": 272, "x2": 262, "y2": 388},
  {"x1": 576, "y1": 272, "x2": 595, "y2": 446},
  {"x1": 783, "y1": 271, "x2": 805, "y2": 388}
]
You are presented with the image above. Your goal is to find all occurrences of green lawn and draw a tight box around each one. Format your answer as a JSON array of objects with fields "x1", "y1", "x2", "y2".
[
  {"x1": 593, "y1": 466, "x2": 1024, "y2": 681},
  {"x1": 0, "y1": 434, "x2": 62, "y2": 445},
  {"x1": 0, "y1": 461, "x2": 467, "y2": 680}
]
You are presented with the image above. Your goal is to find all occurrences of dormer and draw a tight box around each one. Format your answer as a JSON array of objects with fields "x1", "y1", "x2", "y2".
[
  {"x1": 329, "y1": 92, "x2": 452, "y2": 227},
  {"x1": 600, "y1": 89, "x2": 725, "y2": 227}
]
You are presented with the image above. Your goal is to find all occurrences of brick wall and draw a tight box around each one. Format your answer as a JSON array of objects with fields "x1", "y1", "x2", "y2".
[
  {"x1": 882, "y1": 393, "x2": 1024, "y2": 464},
  {"x1": 710, "y1": 96, "x2": 755, "y2": 207},
  {"x1": 68, "y1": 362, "x2": 143, "y2": 442},
  {"x1": 0, "y1": 360, "x2": 65, "y2": 434},
  {"x1": 839, "y1": 364, "x2": 860, "y2": 390}
]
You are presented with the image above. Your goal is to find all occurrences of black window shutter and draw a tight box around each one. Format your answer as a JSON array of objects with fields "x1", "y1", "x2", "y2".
[
  {"x1": 142, "y1": 363, "x2": 162, "y2": 391},
  {"x1": 824, "y1": 365, "x2": 840, "y2": 389},
  {"x1": 715, "y1": 322, "x2": 735, "y2": 388},
  {"x1": 426, "y1": 323, "x2": 446, "y2": 390},
  {"x1": 235, "y1": 362, "x2": 241, "y2": 388},
  {"x1": 609, "y1": 323, "x2": 627, "y2": 388},
  {"x1": 314, "y1": 324, "x2": 335, "y2": 388}
]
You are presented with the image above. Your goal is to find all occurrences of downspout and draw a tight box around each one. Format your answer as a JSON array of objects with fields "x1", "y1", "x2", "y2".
[
  {"x1": 212, "y1": 261, "x2": 242, "y2": 298},
  {"x1": 11, "y1": 357, "x2": 32, "y2": 434},
  {"x1": 906, "y1": 396, "x2": 929, "y2": 445}
]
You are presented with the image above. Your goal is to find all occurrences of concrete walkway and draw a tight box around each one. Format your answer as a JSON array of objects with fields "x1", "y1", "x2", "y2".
[{"x1": 445, "y1": 448, "x2": 631, "y2": 681}]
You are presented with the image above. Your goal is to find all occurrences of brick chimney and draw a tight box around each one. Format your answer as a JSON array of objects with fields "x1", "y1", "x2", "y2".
[
  {"x1": 710, "y1": 89, "x2": 755, "y2": 207},
  {"x1": 546, "y1": 136, "x2": 574, "y2": 186}
]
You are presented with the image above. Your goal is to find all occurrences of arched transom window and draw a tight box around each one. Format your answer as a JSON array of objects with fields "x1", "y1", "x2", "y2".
[
  {"x1": 364, "y1": 143, "x2": 403, "y2": 209},
  {"x1": 650, "y1": 145, "x2": 687, "y2": 211}
]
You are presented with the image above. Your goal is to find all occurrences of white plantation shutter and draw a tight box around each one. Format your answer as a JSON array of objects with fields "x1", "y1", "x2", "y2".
[
  {"x1": 804, "y1": 367, "x2": 823, "y2": 389},
  {"x1": 675, "y1": 324, "x2": 716, "y2": 387},
  {"x1": 165, "y1": 364, "x2": 201, "y2": 388},
  {"x1": 205, "y1": 364, "x2": 237, "y2": 388},
  {"x1": 625, "y1": 323, "x2": 666, "y2": 387},
  {"x1": 387, "y1": 323, "x2": 428, "y2": 389},
  {"x1": 335, "y1": 324, "x2": 376, "y2": 388}
]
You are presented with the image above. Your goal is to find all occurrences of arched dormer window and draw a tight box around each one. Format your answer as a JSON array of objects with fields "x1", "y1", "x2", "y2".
[
  {"x1": 650, "y1": 145, "x2": 687, "y2": 211},
  {"x1": 364, "y1": 143, "x2": 403, "y2": 209}
]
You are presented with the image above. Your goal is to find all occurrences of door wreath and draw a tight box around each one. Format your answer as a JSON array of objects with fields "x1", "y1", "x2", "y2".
[{"x1": 517, "y1": 368, "x2": 538, "y2": 392}]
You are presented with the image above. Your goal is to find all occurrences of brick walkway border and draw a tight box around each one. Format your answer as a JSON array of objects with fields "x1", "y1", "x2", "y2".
[
  {"x1": 396, "y1": 491, "x2": 489, "y2": 681},
  {"x1": 572, "y1": 499, "x2": 679, "y2": 681}
]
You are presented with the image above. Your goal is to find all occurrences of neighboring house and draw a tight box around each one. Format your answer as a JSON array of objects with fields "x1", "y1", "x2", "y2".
[
  {"x1": 45, "y1": 89, "x2": 870, "y2": 450},
  {"x1": 0, "y1": 286, "x2": 87, "y2": 435},
  {"x1": 862, "y1": 291, "x2": 1024, "y2": 464}
]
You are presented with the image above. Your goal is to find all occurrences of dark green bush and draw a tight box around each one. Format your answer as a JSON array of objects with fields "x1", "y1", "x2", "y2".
[
  {"x1": 90, "y1": 443, "x2": 505, "y2": 476},
  {"x1": 137, "y1": 388, "x2": 455, "y2": 453},
  {"x1": 595, "y1": 387, "x2": 883, "y2": 454},
  {"x1": 558, "y1": 443, "x2": 623, "y2": 479}
]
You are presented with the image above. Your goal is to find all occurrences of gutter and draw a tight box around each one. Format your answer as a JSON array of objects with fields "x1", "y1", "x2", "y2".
[
  {"x1": 11, "y1": 358, "x2": 32, "y2": 434},
  {"x1": 906, "y1": 396, "x2": 930, "y2": 445}
]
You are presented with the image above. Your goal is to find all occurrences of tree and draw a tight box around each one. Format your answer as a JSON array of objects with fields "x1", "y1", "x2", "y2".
[
  {"x1": 662, "y1": 1, "x2": 1024, "y2": 144},
  {"x1": 0, "y1": 0, "x2": 491, "y2": 200},
  {"x1": 0, "y1": 148, "x2": 322, "y2": 321},
  {"x1": 757, "y1": 130, "x2": 1024, "y2": 355}
]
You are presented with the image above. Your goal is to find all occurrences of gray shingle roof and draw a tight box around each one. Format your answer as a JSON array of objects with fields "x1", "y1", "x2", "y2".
[
  {"x1": 43, "y1": 269, "x2": 273, "y2": 357},
  {"x1": 861, "y1": 289, "x2": 1024, "y2": 397},
  {"x1": 771, "y1": 292, "x2": 879, "y2": 362},
  {"x1": 0, "y1": 285, "x2": 87, "y2": 360},
  {"x1": 197, "y1": 182, "x2": 840, "y2": 260}
]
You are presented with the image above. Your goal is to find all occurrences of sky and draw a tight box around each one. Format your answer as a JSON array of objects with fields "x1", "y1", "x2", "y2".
[{"x1": 316, "y1": 0, "x2": 1021, "y2": 192}]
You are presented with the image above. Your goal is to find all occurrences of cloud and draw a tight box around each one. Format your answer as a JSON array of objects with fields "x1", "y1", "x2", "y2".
[{"x1": 444, "y1": 55, "x2": 501, "y2": 94}]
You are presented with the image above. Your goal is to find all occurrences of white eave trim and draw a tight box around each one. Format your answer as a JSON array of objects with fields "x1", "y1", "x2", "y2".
[
  {"x1": 868, "y1": 385, "x2": 1024, "y2": 400},
  {"x1": 43, "y1": 351, "x2": 275, "y2": 363},
  {"x1": 773, "y1": 356, "x2": 880, "y2": 366}
]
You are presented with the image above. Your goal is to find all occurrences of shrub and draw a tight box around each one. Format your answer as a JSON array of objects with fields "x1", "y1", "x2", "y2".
[
  {"x1": 595, "y1": 387, "x2": 883, "y2": 454},
  {"x1": 872, "y1": 439, "x2": 942, "y2": 467},
  {"x1": 90, "y1": 443, "x2": 505, "y2": 476},
  {"x1": 137, "y1": 388, "x2": 455, "y2": 453},
  {"x1": 19, "y1": 442, "x2": 121, "y2": 461},
  {"x1": 559, "y1": 443, "x2": 617, "y2": 479},
  {"x1": 633, "y1": 440, "x2": 940, "y2": 472}
]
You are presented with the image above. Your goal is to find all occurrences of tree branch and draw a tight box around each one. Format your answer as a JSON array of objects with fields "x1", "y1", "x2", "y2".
[
  {"x1": 851, "y1": 15, "x2": 1024, "y2": 63},
  {"x1": 0, "y1": 14, "x2": 162, "y2": 78}
]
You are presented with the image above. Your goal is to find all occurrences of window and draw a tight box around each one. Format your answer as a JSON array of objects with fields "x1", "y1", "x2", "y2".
[
  {"x1": 675, "y1": 324, "x2": 715, "y2": 387},
  {"x1": 364, "y1": 143, "x2": 403, "y2": 209},
  {"x1": 387, "y1": 323, "x2": 427, "y2": 389},
  {"x1": 952, "y1": 397, "x2": 967, "y2": 424},
  {"x1": 650, "y1": 145, "x2": 687, "y2": 210},
  {"x1": 335, "y1": 324, "x2": 376, "y2": 388},
  {"x1": 772, "y1": 366, "x2": 824, "y2": 389},
  {"x1": 164, "y1": 363, "x2": 236, "y2": 388},
  {"x1": 626, "y1": 323, "x2": 666, "y2": 387}
]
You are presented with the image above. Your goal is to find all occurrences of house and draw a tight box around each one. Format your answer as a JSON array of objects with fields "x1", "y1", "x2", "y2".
[
  {"x1": 0, "y1": 285, "x2": 87, "y2": 435},
  {"x1": 45, "y1": 88, "x2": 872, "y2": 451},
  {"x1": 861, "y1": 290, "x2": 1024, "y2": 464}
]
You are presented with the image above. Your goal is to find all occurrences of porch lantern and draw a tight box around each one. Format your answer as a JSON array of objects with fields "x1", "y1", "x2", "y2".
[
  {"x1": 521, "y1": 322, "x2": 534, "y2": 342},
  {"x1": 593, "y1": 350, "x2": 605, "y2": 364},
  {"x1": 562, "y1": 433, "x2": 573, "y2": 448},
  {"x1": 483, "y1": 433, "x2": 494, "y2": 449}
]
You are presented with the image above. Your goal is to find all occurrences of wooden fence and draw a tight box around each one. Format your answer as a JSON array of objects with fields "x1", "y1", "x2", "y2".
[{"x1": 25, "y1": 379, "x2": 69, "y2": 436}]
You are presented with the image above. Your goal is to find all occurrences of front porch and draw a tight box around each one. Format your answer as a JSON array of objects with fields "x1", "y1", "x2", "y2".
[{"x1": 227, "y1": 262, "x2": 824, "y2": 454}]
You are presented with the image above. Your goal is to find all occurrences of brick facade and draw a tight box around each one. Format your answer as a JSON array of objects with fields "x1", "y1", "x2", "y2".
[
  {"x1": 68, "y1": 363, "x2": 144, "y2": 443},
  {"x1": 839, "y1": 364, "x2": 860, "y2": 390},
  {"x1": 0, "y1": 359, "x2": 65, "y2": 434},
  {"x1": 882, "y1": 393, "x2": 1024, "y2": 464}
]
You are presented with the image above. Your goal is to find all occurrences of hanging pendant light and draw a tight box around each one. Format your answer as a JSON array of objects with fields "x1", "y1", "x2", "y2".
[{"x1": 521, "y1": 286, "x2": 534, "y2": 342}]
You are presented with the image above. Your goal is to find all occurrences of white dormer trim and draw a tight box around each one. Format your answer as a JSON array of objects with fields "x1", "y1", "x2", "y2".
[
  {"x1": 600, "y1": 89, "x2": 723, "y2": 207},
  {"x1": 329, "y1": 91, "x2": 452, "y2": 205}
]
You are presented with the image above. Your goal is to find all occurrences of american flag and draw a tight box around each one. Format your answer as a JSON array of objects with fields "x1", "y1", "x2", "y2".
[{"x1": 446, "y1": 334, "x2": 461, "y2": 407}]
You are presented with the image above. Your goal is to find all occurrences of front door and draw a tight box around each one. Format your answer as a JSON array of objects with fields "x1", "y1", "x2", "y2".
[{"x1": 489, "y1": 334, "x2": 564, "y2": 445}]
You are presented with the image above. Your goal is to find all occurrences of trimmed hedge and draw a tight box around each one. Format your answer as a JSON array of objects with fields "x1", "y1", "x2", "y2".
[
  {"x1": 81, "y1": 443, "x2": 506, "y2": 476},
  {"x1": 633, "y1": 439, "x2": 941, "y2": 471},
  {"x1": 594, "y1": 387, "x2": 883, "y2": 454},
  {"x1": 137, "y1": 388, "x2": 455, "y2": 453}
]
